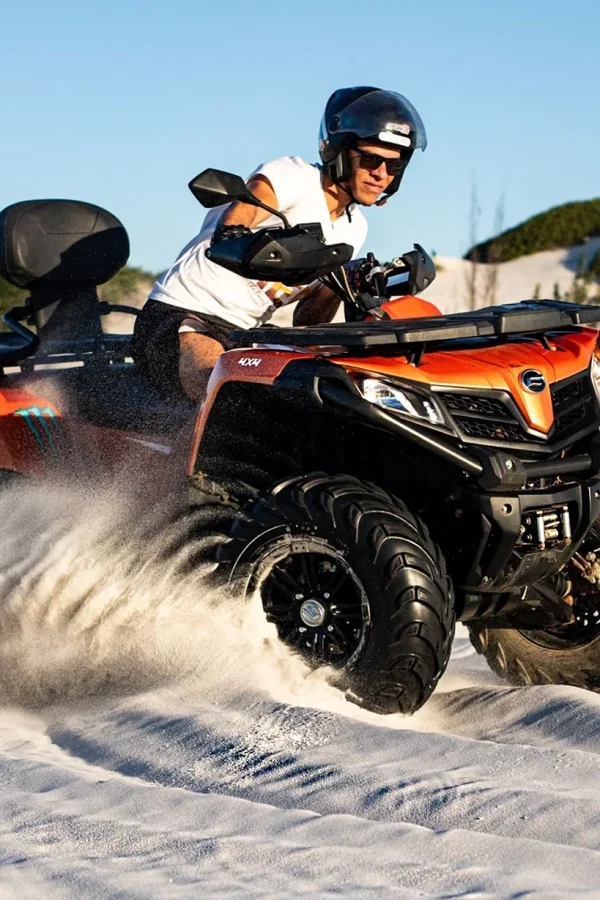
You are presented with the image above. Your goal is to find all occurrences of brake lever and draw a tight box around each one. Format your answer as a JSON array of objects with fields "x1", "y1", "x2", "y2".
[{"x1": 384, "y1": 257, "x2": 408, "y2": 277}]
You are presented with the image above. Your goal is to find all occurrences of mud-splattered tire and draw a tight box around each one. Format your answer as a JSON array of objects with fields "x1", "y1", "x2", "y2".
[
  {"x1": 467, "y1": 621, "x2": 600, "y2": 690},
  {"x1": 223, "y1": 473, "x2": 455, "y2": 715}
]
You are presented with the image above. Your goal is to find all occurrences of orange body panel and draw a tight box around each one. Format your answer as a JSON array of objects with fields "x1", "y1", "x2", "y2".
[
  {"x1": 0, "y1": 387, "x2": 66, "y2": 475},
  {"x1": 187, "y1": 348, "x2": 312, "y2": 474},
  {"x1": 0, "y1": 380, "x2": 190, "y2": 488},
  {"x1": 186, "y1": 328, "x2": 598, "y2": 469},
  {"x1": 336, "y1": 328, "x2": 599, "y2": 434},
  {"x1": 379, "y1": 295, "x2": 442, "y2": 320},
  {"x1": 4, "y1": 313, "x2": 596, "y2": 480}
]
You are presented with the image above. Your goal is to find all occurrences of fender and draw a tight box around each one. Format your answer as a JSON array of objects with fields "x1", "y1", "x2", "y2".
[{"x1": 378, "y1": 295, "x2": 442, "y2": 320}]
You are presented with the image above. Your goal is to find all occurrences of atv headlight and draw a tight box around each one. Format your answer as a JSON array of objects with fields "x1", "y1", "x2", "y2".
[{"x1": 360, "y1": 377, "x2": 445, "y2": 426}]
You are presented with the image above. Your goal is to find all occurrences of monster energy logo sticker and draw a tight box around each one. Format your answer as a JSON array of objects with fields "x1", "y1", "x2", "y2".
[{"x1": 14, "y1": 406, "x2": 67, "y2": 462}]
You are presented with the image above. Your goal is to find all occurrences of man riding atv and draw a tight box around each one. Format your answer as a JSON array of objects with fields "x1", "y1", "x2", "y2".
[
  {"x1": 132, "y1": 86, "x2": 427, "y2": 401},
  {"x1": 4, "y1": 102, "x2": 600, "y2": 717}
]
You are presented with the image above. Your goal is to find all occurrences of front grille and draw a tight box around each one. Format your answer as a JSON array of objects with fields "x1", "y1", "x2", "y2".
[
  {"x1": 438, "y1": 372, "x2": 597, "y2": 447},
  {"x1": 551, "y1": 372, "x2": 596, "y2": 438},
  {"x1": 438, "y1": 393, "x2": 513, "y2": 419},
  {"x1": 555, "y1": 401, "x2": 590, "y2": 434},
  {"x1": 439, "y1": 391, "x2": 526, "y2": 443},
  {"x1": 453, "y1": 415, "x2": 527, "y2": 441},
  {"x1": 552, "y1": 375, "x2": 587, "y2": 408}
]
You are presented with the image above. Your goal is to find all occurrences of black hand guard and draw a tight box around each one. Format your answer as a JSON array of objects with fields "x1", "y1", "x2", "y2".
[{"x1": 211, "y1": 223, "x2": 253, "y2": 246}]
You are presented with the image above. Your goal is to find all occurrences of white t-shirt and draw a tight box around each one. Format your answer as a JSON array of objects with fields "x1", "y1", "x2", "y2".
[{"x1": 149, "y1": 156, "x2": 368, "y2": 329}]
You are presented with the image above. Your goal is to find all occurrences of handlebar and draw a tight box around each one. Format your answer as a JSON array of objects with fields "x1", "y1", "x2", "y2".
[
  {"x1": 206, "y1": 224, "x2": 353, "y2": 285},
  {"x1": 330, "y1": 244, "x2": 437, "y2": 320},
  {"x1": 207, "y1": 219, "x2": 435, "y2": 323}
]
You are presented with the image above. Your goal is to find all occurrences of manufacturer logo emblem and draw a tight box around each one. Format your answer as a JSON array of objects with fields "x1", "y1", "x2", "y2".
[
  {"x1": 299, "y1": 599, "x2": 327, "y2": 628},
  {"x1": 520, "y1": 369, "x2": 546, "y2": 393}
]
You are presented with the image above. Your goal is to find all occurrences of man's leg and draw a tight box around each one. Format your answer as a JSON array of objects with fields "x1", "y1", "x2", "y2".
[{"x1": 178, "y1": 331, "x2": 224, "y2": 402}]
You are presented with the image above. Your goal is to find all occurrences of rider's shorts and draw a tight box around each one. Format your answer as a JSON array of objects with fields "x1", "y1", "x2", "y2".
[{"x1": 131, "y1": 299, "x2": 237, "y2": 396}]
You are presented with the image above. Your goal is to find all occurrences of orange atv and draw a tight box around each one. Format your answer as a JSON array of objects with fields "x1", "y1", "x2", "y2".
[{"x1": 1, "y1": 169, "x2": 600, "y2": 716}]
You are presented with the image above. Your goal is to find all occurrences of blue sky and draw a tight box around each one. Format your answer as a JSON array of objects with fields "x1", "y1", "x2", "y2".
[{"x1": 2, "y1": 0, "x2": 598, "y2": 272}]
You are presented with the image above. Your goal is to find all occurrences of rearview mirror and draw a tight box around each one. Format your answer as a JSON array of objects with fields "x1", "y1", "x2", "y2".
[{"x1": 188, "y1": 169, "x2": 256, "y2": 208}]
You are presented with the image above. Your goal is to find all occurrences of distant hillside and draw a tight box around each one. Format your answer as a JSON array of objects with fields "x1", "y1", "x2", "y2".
[{"x1": 466, "y1": 199, "x2": 600, "y2": 263}]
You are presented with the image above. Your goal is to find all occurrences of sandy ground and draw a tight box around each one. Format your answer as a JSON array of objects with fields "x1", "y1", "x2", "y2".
[
  {"x1": 0, "y1": 482, "x2": 600, "y2": 897},
  {"x1": 7, "y1": 242, "x2": 600, "y2": 896}
]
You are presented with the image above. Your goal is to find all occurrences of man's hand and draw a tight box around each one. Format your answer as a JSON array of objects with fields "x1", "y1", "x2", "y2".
[
  {"x1": 293, "y1": 283, "x2": 341, "y2": 326},
  {"x1": 343, "y1": 258, "x2": 367, "y2": 296},
  {"x1": 211, "y1": 223, "x2": 252, "y2": 245}
]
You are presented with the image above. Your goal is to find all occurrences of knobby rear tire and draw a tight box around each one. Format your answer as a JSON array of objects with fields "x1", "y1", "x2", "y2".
[{"x1": 467, "y1": 621, "x2": 600, "y2": 691}]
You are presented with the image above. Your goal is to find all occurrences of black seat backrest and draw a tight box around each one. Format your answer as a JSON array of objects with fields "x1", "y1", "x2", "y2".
[{"x1": 0, "y1": 199, "x2": 130, "y2": 346}]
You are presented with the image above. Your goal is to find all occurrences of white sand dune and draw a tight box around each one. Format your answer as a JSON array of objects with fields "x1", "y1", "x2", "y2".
[
  {"x1": 270, "y1": 238, "x2": 600, "y2": 326},
  {"x1": 2, "y1": 483, "x2": 600, "y2": 896},
  {"x1": 425, "y1": 238, "x2": 600, "y2": 315}
]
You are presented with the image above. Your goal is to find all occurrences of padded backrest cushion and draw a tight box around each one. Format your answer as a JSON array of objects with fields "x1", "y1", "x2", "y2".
[{"x1": 0, "y1": 199, "x2": 130, "y2": 288}]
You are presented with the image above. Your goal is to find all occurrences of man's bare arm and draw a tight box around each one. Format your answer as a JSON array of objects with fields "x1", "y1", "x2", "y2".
[
  {"x1": 221, "y1": 176, "x2": 341, "y2": 325},
  {"x1": 221, "y1": 175, "x2": 278, "y2": 228},
  {"x1": 293, "y1": 283, "x2": 341, "y2": 326}
]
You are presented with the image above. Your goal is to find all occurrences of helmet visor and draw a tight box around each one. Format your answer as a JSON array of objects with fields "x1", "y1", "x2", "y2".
[{"x1": 328, "y1": 90, "x2": 427, "y2": 152}]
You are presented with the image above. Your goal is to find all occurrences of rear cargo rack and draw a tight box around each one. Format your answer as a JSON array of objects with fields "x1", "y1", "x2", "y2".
[{"x1": 229, "y1": 300, "x2": 600, "y2": 349}]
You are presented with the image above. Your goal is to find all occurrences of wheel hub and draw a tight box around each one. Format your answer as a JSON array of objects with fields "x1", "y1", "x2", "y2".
[
  {"x1": 251, "y1": 541, "x2": 369, "y2": 669},
  {"x1": 299, "y1": 599, "x2": 327, "y2": 627}
]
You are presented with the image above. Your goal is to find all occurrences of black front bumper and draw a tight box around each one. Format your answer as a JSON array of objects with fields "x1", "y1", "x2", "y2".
[
  {"x1": 274, "y1": 359, "x2": 600, "y2": 599},
  {"x1": 453, "y1": 476, "x2": 600, "y2": 592}
]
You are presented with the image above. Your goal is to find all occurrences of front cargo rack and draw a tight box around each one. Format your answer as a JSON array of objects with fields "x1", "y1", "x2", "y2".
[{"x1": 229, "y1": 300, "x2": 600, "y2": 349}]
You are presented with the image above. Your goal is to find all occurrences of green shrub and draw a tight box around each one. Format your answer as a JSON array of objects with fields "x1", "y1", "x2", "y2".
[
  {"x1": 0, "y1": 266, "x2": 156, "y2": 330},
  {"x1": 97, "y1": 266, "x2": 156, "y2": 304},
  {"x1": 0, "y1": 280, "x2": 27, "y2": 325},
  {"x1": 0, "y1": 266, "x2": 155, "y2": 308},
  {"x1": 466, "y1": 199, "x2": 600, "y2": 262}
]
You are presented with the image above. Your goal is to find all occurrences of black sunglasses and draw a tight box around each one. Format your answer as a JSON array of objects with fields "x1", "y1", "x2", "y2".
[{"x1": 350, "y1": 150, "x2": 404, "y2": 177}]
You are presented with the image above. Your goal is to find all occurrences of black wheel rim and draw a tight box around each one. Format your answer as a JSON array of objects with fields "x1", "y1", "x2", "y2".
[{"x1": 251, "y1": 538, "x2": 369, "y2": 668}]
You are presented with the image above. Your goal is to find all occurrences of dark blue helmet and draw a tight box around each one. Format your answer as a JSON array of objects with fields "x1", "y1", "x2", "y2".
[{"x1": 319, "y1": 86, "x2": 427, "y2": 197}]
